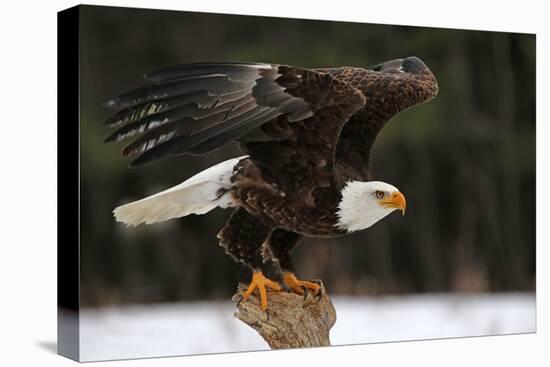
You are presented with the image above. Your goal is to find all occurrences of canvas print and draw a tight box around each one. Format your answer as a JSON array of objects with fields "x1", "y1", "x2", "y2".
[{"x1": 57, "y1": 5, "x2": 536, "y2": 362}]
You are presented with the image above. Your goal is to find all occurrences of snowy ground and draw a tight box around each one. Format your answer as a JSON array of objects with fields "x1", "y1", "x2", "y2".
[{"x1": 79, "y1": 292, "x2": 535, "y2": 361}]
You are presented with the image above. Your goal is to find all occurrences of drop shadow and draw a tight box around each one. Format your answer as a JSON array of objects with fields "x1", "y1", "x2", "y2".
[{"x1": 36, "y1": 340, "x2": 57, "y2": 354}]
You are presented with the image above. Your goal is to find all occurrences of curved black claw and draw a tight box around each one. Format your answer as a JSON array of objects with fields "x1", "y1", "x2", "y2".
[
  {"x1": 313, "y1": 287, "x2": 323, "y2": 302},
  {"x1": 301, "y1": 285, "x2": 308, "y2": 300},
  {"x1": 310, "y1": 280, "x2": 323, "y2": 302}
]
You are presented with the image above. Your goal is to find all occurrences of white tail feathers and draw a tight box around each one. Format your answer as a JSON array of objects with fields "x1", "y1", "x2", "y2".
[{"x1": 113, "y1": 156, "x2": 246, "y2": 227}]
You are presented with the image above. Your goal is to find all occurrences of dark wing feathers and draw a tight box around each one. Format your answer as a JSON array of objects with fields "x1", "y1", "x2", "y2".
[
  {"x1": 104, "y1": 88, "x2": 252, "y2": 128},
  {"x1": 187, "y1": 109, "x2": 282, "y2": 156},
  {"x1": 105, "y1": 75, "x2": 255, "y2": 110},
  {"x1": 105, "y1": 93, "x2": 256, "y2": 143},
  {"x1": 323, "y1": 64, "x2": 438, "y2": 182},
  {"x1": 144, "y1": 62, "x2": 271, "y2": 82},
  {"x1": 104, "y1": 63, "x2": 365, "y2": 169},
  {"x1": 128, "y1": 106, "x2": 277, "y2": 166}
]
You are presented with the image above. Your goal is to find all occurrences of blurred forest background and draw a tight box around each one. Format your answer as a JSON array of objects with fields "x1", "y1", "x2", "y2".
[{"x1": 78, "y1": 5, "x2": 535, "y2": 307}]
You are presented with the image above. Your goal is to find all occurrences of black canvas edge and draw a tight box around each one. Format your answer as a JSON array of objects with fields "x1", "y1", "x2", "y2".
[{"x1": 57, "y1": 5, "x2": 80, "y2": 362}]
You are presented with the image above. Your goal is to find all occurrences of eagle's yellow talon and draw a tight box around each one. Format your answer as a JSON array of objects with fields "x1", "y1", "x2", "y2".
[
  {"x1": 283, "y1": 272, "x2": 321, "y2": 296},
  {"x1": 242, "y1": 271, "x2": 281, "y2": 311}
]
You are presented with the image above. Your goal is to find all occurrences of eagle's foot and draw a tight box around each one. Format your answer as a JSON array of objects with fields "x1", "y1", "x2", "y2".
[
  {"x1": 283, "y1": 272, "x2": 322, "y2": 299},
  {"x1": 242, "y1": 271, "x2": 282, "y2": 311}
]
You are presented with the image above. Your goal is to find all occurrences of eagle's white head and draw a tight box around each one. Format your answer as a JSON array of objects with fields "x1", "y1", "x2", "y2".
[{"x1": 336, "y1": 181, "x2": 407, "y2": 232}]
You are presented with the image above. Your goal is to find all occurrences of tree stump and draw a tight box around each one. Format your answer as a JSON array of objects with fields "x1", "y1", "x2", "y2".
[{"x1": 232, "y1": 280, "x2": 336, "y2": 349}]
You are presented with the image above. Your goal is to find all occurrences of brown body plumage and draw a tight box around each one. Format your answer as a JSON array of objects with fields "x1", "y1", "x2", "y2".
[{"x1": 105, "y1": 57, "x2": 438, "y2": 310}]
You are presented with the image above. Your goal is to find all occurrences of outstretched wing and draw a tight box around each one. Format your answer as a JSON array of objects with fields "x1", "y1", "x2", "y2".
[
  {"x1": 104, "y1": 62, "x2": 366, "y2": 190},
  {"x1": 323, "y1": 57, "x2": 439, "y2": 182}
]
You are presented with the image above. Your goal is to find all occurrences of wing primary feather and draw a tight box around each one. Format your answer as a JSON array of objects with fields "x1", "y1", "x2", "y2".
[
  {"x1": 122, "y1": 101, "x2": 264, "y2": 157},
  {"x1": 145, "y1": 63, "x2": 271, "y2": 82},
  {"x1": 166, "y1": 106, "x2": 271, "y2": 152},
  {"x1": 287, "y1": 106, "x2": 315, "y2": 122},
  {"x1": 127, "y1": 136, "x2": 189, "y2": 167},
  {"x1": 104, "y1": 88, "x2": 252, "y2": 128},
  {"x1": 128, "y1": 106, "x2": 275, "y2": 166},
  {"x1": 104, "y1": 99, "x2": 171, "y2": 128},
  {"x1": 188, "y1": 109, "x2": 282, "y2": 155},
  {"x1": 105, "y1": 94, "x2": 256, "y2": 143},
  {"x1": 105, "y1": 75, "x2": 256, "y2": 109},
  {"x1": 105, "y1": 103, "x2": 204, "y2": 143}
]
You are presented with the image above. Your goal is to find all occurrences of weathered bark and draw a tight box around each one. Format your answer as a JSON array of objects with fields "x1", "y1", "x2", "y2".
[{"x1": 232, "y1": 280, "x2": 336, "y2": 349}]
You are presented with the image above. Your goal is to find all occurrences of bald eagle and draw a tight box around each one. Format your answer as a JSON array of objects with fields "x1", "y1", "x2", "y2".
[{"x1": 104, "y1": 57, "x2": 438, "y2": 310}]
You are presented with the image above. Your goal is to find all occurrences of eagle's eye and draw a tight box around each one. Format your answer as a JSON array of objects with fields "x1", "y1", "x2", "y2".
[{"x1": 375, "y1": 190, "x2": 385, "y2": 199}]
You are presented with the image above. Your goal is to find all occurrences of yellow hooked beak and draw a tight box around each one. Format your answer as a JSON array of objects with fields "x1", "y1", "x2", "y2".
[{"x1": 379, "y1": 191, "x2": 407, "y2": 215}]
